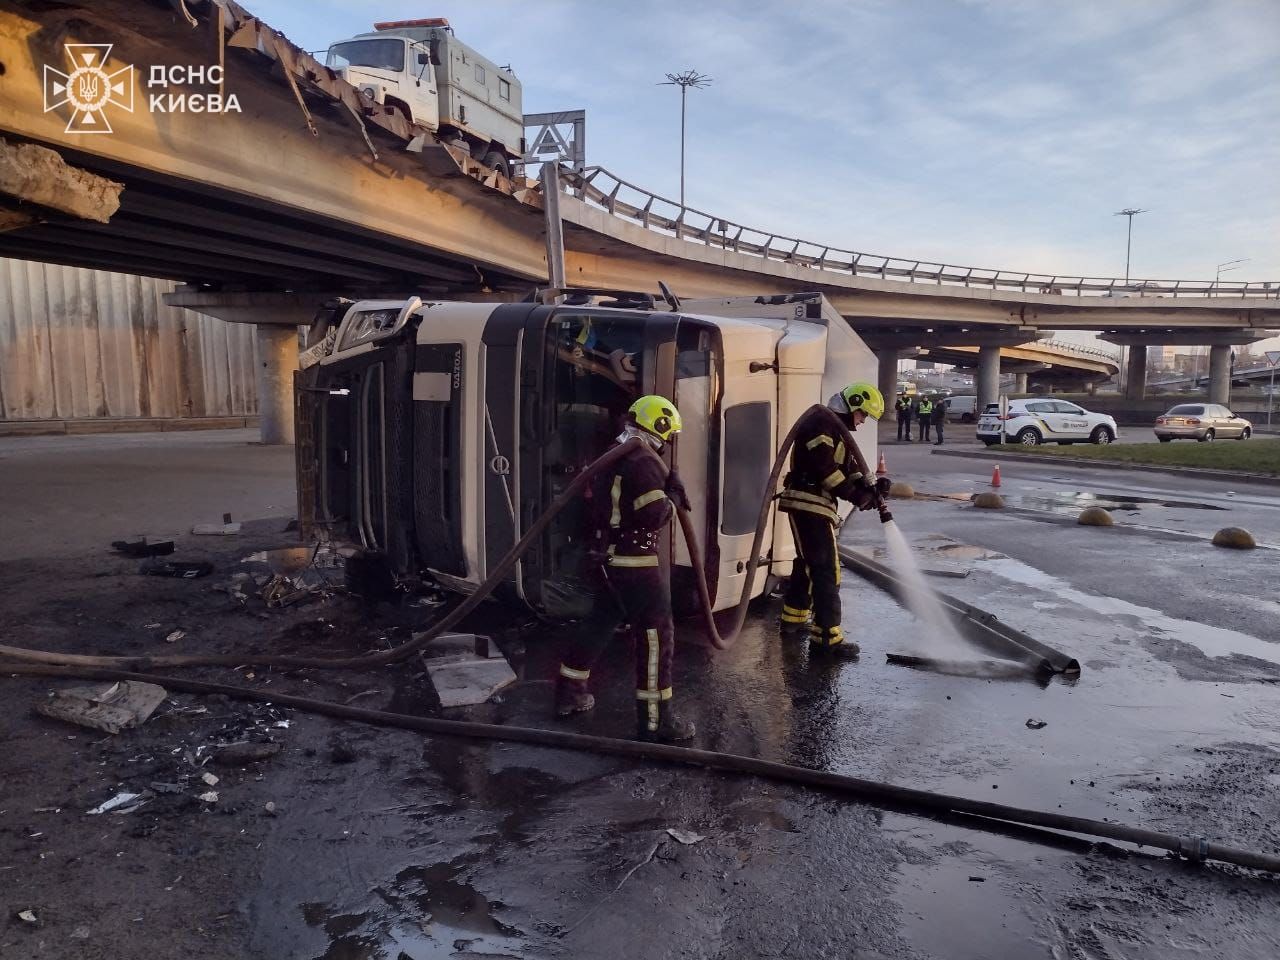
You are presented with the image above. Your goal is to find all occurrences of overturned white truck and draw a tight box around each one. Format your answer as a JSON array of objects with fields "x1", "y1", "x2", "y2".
[{"x1": 295, "y1": 291, "x2": 878, "y2": 616}]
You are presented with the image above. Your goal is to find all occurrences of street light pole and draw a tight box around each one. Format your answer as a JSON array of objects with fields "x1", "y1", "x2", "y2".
[
  {"x1": 1214, "y1": 258, "x2": 1250, "y2": 294},
  {"x1": 1113, "y1": 208, "x2": 1147, "y2": 283},
  {"x1": 661, "y1": 70, "x2": 711, "y2": 209}
]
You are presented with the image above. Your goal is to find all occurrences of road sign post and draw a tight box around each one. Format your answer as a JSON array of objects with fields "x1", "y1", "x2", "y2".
[{"x1": 1266, "y1": 351, "x2": 1280, "y2": 427}]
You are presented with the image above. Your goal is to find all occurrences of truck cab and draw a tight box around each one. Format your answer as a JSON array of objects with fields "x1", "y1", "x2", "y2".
[
  {"x1": 325, "y1": 18, "x2": 523, "y2": 173},
  {"x1": 295, "y1": 292, "x2": 877, "y2": 617}
]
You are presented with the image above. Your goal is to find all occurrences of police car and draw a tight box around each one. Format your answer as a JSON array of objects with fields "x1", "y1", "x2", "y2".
[{"x1": 976, "y1": 398, "x2": 1118, "y2": 446}]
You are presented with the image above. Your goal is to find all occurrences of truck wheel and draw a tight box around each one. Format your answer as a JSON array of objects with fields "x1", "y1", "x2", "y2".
[{"x1": 482, "y1": 151, "x2": 510, "y2": 178}]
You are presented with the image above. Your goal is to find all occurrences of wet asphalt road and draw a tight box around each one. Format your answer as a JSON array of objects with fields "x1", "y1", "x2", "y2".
[
  {"x1": 3, "y1": 429, "x2": 1278, "y2": 959},
  {"x1": 258, "y1": 436, "x2": 1279, "y2": 958}
]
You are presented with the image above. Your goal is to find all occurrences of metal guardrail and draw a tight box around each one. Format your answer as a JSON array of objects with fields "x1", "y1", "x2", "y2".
[
  {"x1": 1032, "y1": 339, "x2": 1123, "y2": 364},
  {"x1": 560, "y1": 166, "x2": 1280, "y2": 300}
]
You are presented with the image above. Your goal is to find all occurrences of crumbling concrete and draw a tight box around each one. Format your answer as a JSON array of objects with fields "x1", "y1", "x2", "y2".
[{"x1": 0, "y1": 137, "x2": 123, "y2": 223}]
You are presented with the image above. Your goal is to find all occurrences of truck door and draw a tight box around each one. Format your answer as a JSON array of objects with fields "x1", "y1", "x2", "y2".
[
  {"x1": 714, "y1": 322, "x2": 781, "y2": 609},
  {"x1": 407, "y1": 40, "x2": 440, "y2": 129}
]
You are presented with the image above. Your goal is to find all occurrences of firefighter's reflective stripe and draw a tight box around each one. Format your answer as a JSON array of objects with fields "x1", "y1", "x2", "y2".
[
  {"x1": 781, "y1": 604, "x2": 811, "y2": 624},
  {"x1": 607, "y1": 554, "x2": 660, "y2": 568},
  {"x1": 812, "y1": 625, "x2": 845, "y2": 646},
  {"x1": 608, "y1": 475, "x2": 623, "y2": 528},
  {"x1": 559, "y1": 664, "x2": 590, "y2": 681},
  {"x1": 821, "y1": 468, "x2": 846, "y2": 490},
  {"x1": 634, "y1": 687, "x2": 673, "y2": 702},
  {"x1": 781, "y1": 488, "x2": 836, "y2": 508},
  {"x1": 834, "y1": 440, "x2": 845, "y2": 463},
  {"x1": 778, "y1": 494, "x2": 839, "y2": 523},
  {"x1": 805, "y1": 434, "x2": 834, "y2": 450},
  {"x1": 633, "y1": 489, "x2": 667, "y2": 510},
  {"x1": 645, "y1": 628, "x2": 660, "y2": 731}
]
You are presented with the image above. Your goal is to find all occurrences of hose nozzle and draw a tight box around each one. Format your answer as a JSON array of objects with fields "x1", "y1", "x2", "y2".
[{"x1": 877, "y1": 500, "x2": 894, "y2": 524}]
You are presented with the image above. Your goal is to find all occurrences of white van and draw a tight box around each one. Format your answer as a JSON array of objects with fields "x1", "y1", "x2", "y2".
[{"x1": 945, "y1": 395, "x2": 978, "y2": 422}]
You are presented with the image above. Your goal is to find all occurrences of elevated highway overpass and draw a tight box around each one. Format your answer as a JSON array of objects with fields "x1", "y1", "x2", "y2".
[{"x1": 0, "y1": 0, "x2": 1275, "y2": 440}]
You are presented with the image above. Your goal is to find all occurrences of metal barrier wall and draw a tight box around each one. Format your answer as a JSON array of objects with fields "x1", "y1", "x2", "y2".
[{"x1": 0, "y1": 259, "x2": 258, "y2": 421}]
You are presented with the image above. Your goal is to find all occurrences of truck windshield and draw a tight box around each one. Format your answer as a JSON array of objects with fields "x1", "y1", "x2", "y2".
[{"x1": 326, "y1": 39, "x2": 405, "y2": 73}]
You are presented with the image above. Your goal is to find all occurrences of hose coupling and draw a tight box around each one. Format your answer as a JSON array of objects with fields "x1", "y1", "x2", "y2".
[{"x1": 1176, "y1": 836, "x2": 1209, "y2": 863}]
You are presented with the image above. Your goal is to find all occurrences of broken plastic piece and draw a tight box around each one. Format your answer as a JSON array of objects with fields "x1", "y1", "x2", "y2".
[
  {"x1": 140, "y1": 559, "x2": 214, "y2": 578},
  {"x1": 192, "y1": 513, "x2": 241, "y2": 535},
  {"x1": 86, "y1": 791, "x2": 146, "y2": 815},
  {"x1": 666, "y1": 828, "x2": 706, "y2": 845},
  {"x1": 111, "y1": 537, "x2": 175, "y2": 557}
]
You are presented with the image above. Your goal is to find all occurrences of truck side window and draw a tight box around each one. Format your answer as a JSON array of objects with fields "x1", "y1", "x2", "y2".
[{"x1": 721, "y1": 402, "x2": 771, "y2": 536}]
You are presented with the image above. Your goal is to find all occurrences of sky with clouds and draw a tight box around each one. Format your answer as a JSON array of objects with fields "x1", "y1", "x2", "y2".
[{"x1": 254, "y1": 0, "x2": 1278, "y2": 343}]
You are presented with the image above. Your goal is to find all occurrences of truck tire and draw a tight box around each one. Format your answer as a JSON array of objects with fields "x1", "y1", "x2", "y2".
[{"x1": 482, "y1": 151, "x2": 510, "y2": 178}]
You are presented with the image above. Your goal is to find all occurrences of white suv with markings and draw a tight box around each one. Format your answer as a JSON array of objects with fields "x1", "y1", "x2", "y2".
[{"x1": 977, "y1": 398, "x2": 1118, "y2": 446}]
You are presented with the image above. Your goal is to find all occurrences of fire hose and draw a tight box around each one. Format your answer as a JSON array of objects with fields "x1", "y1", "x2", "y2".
[
  {"x1": 0, "y1": 404, "x2": 874, "y2": 668},
  {"x1": 5, "y1": 407, "x2": 1276, "y2": 873}
]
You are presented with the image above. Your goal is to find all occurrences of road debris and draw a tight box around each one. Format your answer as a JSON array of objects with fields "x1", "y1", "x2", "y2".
[
  {"x1": 264, "y1": 801, "x2": 278, "y2": 817},
  {"x1": 36, "y1": 681, "x2": 167, "y2": 735},
  {"x1": 1026, "y1": 718, "x2": 1048, "y2": 729},
  {"x1": 666, "y1": 828, "x2": 706, "y2": 845},
  {"x1": 197, "y1": 791, "x2": 219, "y2": 803},
  {"x1": 212, "y1": 741, "x2": 282, "y2": 766},
  {"x1": 140, "y1": 558, "x2": 213, "y2": 579},
  {"x1": 201, "y1": 772, "x2": 219, "y2": 787},
  {"x1": 192, "y1": 513, "x2": 241, "y2": 536},
  {"x1": 86, "y1": 791, "x2": 148, "y2": 815},
  {"x1": 165, "y1": 630, "x2": 185, "y2": 644},
  {"x1": 111, "y1": 537, "x2": 174, "y2": 557},
  {"x1": 17, "y1": 909, "x2": 38, "y2": 924}
]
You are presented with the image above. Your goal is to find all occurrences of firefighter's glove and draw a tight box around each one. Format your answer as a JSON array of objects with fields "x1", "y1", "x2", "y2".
[
  {"x1": 665, "y1": 472, "x2": 692, "y2": 513},
  {"x1": 851, "y1": 482, "x2": 879, "y2": 512},
  {"x1": 874, "y1": 476, "x2": 892, "y2": 498}
]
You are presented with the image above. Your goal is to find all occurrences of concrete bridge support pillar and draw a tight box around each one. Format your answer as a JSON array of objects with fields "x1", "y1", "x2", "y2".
[
  {"x1": 877, "y1": 349, "x2": 899, "y2": 403},
  {"x1": 255, "y1": 325, "x2": 300, "y2": 445},
  {"x1": 1208, "y1": 344, "x2": 1232, "y2": 405},
  {"x1": 977, "y1": 346, "x2": 1001, "y2": 413},
  {"x1": 1014, "y1": 373, "x2": 1028, "y2": 394},
  {"x1": 1125, "y1": 347, "x2": 1148, "y2": 402}
]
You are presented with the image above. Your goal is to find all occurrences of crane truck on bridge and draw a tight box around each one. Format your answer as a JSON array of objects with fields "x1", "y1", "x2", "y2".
[
  {"x1": 325, "y1": 18, "x2": 523, "y2": 175},
  {"x1": 295, "y1": 291, "x2": 879, "y2": 617}
]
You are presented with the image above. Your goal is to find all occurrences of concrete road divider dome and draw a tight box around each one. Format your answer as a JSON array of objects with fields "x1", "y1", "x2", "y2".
[
  {"x1": 888, "y1": 481, "x2": 915, "y2": 499},
  {"x1": 972, "y1": 492, "x2": 1005, "y2": 509},
  {"x1": 1077, "y1": 506, "x2": 1114, "y2": 527},
  {"x1": 1212, "y1": 527, "x2": 1256, "y2": 550}
]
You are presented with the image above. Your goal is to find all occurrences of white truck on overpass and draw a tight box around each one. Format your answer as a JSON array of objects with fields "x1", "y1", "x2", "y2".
[{"x1": 326, "y1": 18, "x2": 523, "y2": 175}]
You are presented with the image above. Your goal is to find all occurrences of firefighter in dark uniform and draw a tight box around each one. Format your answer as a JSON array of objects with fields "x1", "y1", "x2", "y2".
[
  {"x1": 778, "y1": 382, "x2": 891, "y2": 658},
  {"x1": 554, "y1": 395, "x2": 696, "y2": 743}
]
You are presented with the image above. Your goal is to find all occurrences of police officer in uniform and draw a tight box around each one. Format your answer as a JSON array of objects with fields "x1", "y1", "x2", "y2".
[
  {"x1": 555, "y1": 395, "x2": 696, "y2": 743},
  {"x1": 778, "y1": 383, "x2": 892, "y2": 658},
  {"x1": 916, "y1": 394, "x2": 934, "y2": 443}
]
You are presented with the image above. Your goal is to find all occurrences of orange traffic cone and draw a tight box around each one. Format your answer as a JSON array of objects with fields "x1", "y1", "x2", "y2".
[
  {"x1": 991, "y1": 464, "x2": 1002, "y2": 487},
  {"x1": 876, "y1": 452, "x2": 888, "y2": 477}
]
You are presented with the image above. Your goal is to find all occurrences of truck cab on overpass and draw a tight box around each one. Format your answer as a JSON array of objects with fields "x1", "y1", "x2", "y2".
[
  {"x1": 296, "y1": 292, "x2": 877, "y2": 617},
  {"x1": 326, "y1": 18, "x2": 523, "y2": 174}
]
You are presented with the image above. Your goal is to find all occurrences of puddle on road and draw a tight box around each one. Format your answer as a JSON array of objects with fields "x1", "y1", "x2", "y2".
[
  {"x1": 1008, "y1": 491, "x2": 1228, "y2": 517},
  {"x1": 983, "y1": 557, "x2": 1280, "y2": 666},
  {"x1": 304, "y1": 860, "x2": 526, "y2": 960}
]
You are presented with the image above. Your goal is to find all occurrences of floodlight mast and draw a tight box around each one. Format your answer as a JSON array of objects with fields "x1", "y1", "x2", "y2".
[{"x1": 660, "y1": 69, "x2": 712, "y2": 209}]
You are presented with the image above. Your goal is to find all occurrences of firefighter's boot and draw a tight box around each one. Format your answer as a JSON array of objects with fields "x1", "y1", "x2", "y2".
[
  {"x1": 779, "y1": 605, "x2": 813, "y2": 639},
  {"x1": 636, "y1": 701, "x2": 696, "y2": 743},
  {"x1": 809, "y1": 626, "x2": 861, "y2": 660},
  {"x1": 554, "y1": 676, "x2": 595, "y2": 717}
]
